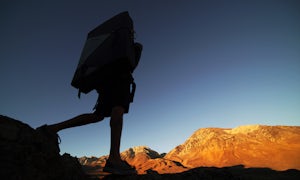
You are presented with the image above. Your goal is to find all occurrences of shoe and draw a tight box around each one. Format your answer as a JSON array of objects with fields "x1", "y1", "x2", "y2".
[
  {"x1": 103, "y1": 160, "x2": 137, "y2": 175},
  {"x1": 36, "y1": 124, "x2": 61, "y2": 154}
]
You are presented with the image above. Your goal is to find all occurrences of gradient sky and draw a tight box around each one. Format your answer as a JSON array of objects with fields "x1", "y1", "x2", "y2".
[{"x1": 1, "y1": 0, "x2": 300, "y2": 157}]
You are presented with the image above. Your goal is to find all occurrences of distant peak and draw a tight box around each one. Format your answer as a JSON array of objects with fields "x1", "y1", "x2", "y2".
[
  {"x1": 225, "y1": 124, "x2": 262, "y2": 134},
  {"x1": 131, "y1": 146, "x2": 152, "y2": 153},
  {"x1": 121, "y1": 146, "x2": 161, "y2": 159}
]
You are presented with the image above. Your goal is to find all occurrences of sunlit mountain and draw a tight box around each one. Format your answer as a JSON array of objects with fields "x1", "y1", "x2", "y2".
[
  {"x1": 166, "y1": 125, "x2": 300, "y2": 170},
  {"x1": 80, "y1": 125, "x2": 300, "y2": 175}
]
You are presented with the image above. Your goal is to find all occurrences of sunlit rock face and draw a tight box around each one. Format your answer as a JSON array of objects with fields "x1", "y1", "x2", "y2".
[
  {"x1": 80, "y1": 146, "x2": 188, "y2": 174},
  {"x1": 121, "y1": 146, "x2": 188, "y2": 174},
  {"x1": 165, "y1": 125, "x2": 300, "y2": 170}
]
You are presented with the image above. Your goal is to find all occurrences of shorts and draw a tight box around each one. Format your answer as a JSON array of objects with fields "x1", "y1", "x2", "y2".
[{"x1": 93, "y1": 75, "x2": 133, "y2": 117}]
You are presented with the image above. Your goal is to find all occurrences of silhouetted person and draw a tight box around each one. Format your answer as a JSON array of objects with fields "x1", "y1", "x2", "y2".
[{"x1": 37, "y1": 24, "x2": 142, "y2": 174}]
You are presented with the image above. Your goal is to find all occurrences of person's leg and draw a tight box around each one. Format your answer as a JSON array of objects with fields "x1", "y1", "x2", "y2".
[
  {"x1": 47, "y1": 113, "x2": 104, "y2": 133},
  {"x1": 104, "y1": 105, "x2": 136, "y2": 174},
  {"x1": 107, "y1": 106, "x2": 124, "y2": 164}
]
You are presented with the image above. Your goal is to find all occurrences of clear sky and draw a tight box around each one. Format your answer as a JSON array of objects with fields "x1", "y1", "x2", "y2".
[{"x1": 1, "y1": 0, "x2": 300, "y2": 157}]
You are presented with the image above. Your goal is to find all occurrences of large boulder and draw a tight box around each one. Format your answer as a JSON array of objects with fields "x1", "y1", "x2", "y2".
[{"x1": 0, "y1": 115, "x2": 88, "y2": 180}]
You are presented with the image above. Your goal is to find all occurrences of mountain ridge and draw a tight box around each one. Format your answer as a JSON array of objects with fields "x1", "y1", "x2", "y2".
[
  {"x1": 166, "y1": 124, "x2": 300, "y2": 170},
  {"x1": 80, "y1": 124, "x2": 300, "y2": 176}
]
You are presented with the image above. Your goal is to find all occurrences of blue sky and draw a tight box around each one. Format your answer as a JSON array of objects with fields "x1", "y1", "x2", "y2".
[{"x1": 1, "y1": 0, "x2": 300, "y2": 157}]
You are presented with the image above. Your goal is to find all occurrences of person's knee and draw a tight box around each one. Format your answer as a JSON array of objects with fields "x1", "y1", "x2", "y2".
[{"x1": 90, "y1": 113, "x2": 104, "y2": 123}]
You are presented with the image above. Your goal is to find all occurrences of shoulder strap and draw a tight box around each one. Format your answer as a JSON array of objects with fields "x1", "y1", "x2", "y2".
[{"x1": 78, "y1": 90, "x2": 82, "y2": 98}]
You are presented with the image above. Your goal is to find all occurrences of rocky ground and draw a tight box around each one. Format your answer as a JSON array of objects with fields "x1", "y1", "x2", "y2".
[
  {"x1": 0, "y1": 115, "x2": 87, "y2": 180},
  {"x1": 99, "y1": 165, "x2": 300, "y2": 180}
]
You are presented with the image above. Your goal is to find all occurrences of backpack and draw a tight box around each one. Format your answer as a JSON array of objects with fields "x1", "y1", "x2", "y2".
[{"x1": 71, "y1": 11, "x2": 142, "y2": 97}]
